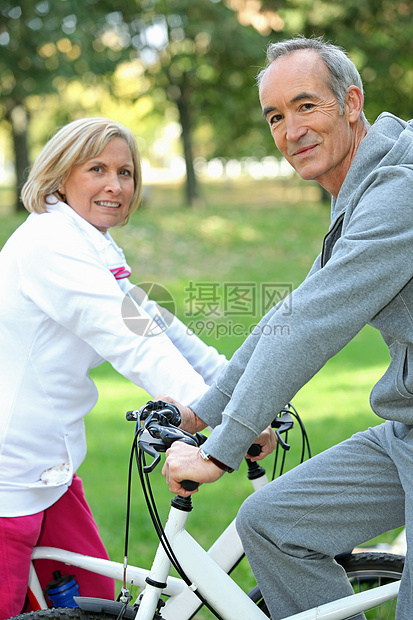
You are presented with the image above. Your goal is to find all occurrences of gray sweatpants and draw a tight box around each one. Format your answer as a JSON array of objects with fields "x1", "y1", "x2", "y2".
[{"x1": 236, "y1": 420, "x2": 411, "y2": 619}]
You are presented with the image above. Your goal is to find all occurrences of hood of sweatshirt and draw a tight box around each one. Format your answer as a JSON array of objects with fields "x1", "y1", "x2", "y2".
[{"x1": 331, "y1": 112, "x2": 413, "y2": 221}]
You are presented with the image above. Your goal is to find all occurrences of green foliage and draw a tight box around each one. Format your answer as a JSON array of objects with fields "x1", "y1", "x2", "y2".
[
  {"x1": 2, "y1": 0, "x2": 413, "y2": 210},
  {"x1": 0, "y1": 0, "x2": 131, "y2": 109},
  {"x1": 130, "y1": 0, "x2": 274, "y2": 159},
  {"x1": 116, "y1": 0, "x2": 277, "y2": 202},
  {"x1": 259, "y1": 0, "x2": 413, "y2": 123},
  {"x1": 0, "y1": 0, "x2": 276, "y2": 207},
  {"x1": 0, "y1": 0, "x2": 138, "y2": 208}
]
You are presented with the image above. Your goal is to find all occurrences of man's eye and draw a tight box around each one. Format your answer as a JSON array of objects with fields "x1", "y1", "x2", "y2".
[
  {"x1": 269, "y1": 115, "x2": 282, "y2": 125},
  {"x1": 301, "y1": 103, "x2": 315, "y2": 111}
]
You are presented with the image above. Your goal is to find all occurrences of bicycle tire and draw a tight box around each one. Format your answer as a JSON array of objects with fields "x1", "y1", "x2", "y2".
[
  {"x1": 6, "y1": 610, "x2": 118, "y2": 620},
  {"x1": 257, "y1": 551, "x2": 404, "y2": 619},
  {"x1": 6, "y1": 606, "x2": 162, "y2": 620}
]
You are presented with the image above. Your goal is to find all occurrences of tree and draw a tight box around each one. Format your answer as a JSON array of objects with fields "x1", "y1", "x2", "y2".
[
  {"x1": 1, "y1": 0, "x2": 275, "y2": 209},
  {"x1": 256, "y1": 0, "x2": 413, "y2": 123},
  {"x1": 121, "y1": 0, "x2": 273, "y2": 205},
  {"x1": 130, "y1": 0, "x2": 412, "y2": 205},
  {"x1": 235, "y1": 0, "x2": 413, "y2": 203},
  {"x1": 0, "y1": 0, "x2": 136, "y2": 210}
]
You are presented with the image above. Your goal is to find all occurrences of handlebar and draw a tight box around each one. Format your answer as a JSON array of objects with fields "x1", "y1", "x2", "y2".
[
  {"x1": 127, "y1": 400, "x2": 294, "y2": 493},
  {"x1": 127, "y1": 399, "x2": 182, "y2": 426}
]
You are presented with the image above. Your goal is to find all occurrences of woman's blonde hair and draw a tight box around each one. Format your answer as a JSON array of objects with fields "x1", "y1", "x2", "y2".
[{"x1": 21, "y1": 117, "x2": 142, "y2": 224}]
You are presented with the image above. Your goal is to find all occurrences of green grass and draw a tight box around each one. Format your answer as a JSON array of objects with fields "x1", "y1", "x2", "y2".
[{"x1": 0, "y1": 179, "x2": 398, "y2": 618}]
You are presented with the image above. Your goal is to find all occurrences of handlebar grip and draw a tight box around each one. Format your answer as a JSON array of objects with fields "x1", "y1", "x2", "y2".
[
  {"x1": 247, "y1": 443, "x2": 261, "y2": 457},
  {"x1": 181, "y1": 479, "x2": 199, "y2": 491}
]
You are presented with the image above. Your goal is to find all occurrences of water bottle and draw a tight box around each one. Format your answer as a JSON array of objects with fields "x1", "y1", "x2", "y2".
[{"x1": 46, "y1": 570, "x2": 80, "y2": 608}]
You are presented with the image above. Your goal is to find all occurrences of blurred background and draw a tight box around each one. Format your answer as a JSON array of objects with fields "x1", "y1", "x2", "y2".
[
  {"x1": 1, "y1": 2, "x2": 411, "y2": 613},
  {"x1": 1, "y1": 0, "x2": 412, "y2": 212}
]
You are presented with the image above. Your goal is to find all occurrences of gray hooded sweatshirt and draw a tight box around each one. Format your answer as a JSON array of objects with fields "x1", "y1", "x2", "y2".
[{"x1": 195, "y1": 112, "x2": 413, "y2": 470}]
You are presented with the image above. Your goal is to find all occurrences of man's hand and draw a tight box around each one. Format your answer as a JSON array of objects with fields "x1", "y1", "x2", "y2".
[
  {"x1": 162, "y1": 442, "x2": 225, "y2": 497},
  {"x1": 154, "y1": 394, "x2": 207, "y2": 434},
  {"x1": 246, "y1": 425, "x2": 278, "y2": 461}
]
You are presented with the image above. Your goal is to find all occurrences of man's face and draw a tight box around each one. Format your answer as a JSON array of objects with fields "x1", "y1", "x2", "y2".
[{"x1": 259, "y1": 50, "x2": 358, "y2": 197}]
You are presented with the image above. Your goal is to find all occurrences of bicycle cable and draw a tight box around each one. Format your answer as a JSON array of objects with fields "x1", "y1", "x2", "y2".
[
  {"x1": 136, "y1": 440, "x2": 226, "y2": 620},
  {"x1": 121, "y1": 420, "x2": 225, "y2": 620},
  {"x1": 122, "y1": 404, "x2": 311, "y2": 619},
  {"x1": 271, "y1": 403, "x2": 311, "y2": 481},
  {"x1": 288, "y1": 401, "x2": 312, "y2": 461}
]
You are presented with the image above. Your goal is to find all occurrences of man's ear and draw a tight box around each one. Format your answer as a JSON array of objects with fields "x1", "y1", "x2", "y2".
[{"x1": 346, "y1": 85, "x2": 364, "y2": 123}]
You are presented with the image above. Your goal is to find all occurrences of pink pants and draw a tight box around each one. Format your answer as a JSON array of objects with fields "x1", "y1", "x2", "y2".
[{"x1": 0, "y1": 475, "x2": 115, "y2": 619}]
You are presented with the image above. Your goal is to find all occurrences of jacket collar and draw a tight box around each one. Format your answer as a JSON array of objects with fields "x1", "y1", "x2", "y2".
[{"x1": 43, "y1": 196, "x2": 131, "y2": 279}]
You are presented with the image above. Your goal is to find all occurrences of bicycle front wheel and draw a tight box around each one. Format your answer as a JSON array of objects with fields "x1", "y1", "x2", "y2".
[
  {"x1": 7, "y1": 605, "x2": 162, "y2": 620},
  {"x1": 7, "y1": 610, "x2": 117, "y2": 620},
  {"x1": 256, "y1": 551, "x2": 404, "y2": 619}
]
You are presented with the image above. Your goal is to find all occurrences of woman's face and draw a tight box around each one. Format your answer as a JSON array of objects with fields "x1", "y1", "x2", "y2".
[{"x1": 61, "y1": 137, "x2": 135, "y2": 233}]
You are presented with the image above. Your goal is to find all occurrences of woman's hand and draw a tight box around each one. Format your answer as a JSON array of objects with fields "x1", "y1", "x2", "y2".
[
  {"x1": 246, "y1": 425, "x2": 278, "y2": 461},
  {"x1": 154, "y1": 394, "x2": 207, "y2": 434}
]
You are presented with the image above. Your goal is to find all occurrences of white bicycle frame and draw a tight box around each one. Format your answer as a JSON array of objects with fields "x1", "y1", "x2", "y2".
[{"x1": 27, "y1": 469, "x2": 401, "y2": 620}]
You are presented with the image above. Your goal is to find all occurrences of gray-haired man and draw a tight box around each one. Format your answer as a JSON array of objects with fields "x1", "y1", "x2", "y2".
[{"x1": 163, "y1": 36, "x2": 413, "y2": 620}]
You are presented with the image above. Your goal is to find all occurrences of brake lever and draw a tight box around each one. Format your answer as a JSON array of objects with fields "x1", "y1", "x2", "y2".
[
  {"x1": 272, "y1": 411, "x2": 293, "y2": 451},
  {"x1": 272, "y1": 411, "x2": 294, "y2": 432},
  {"x1": 144, "y1": 425, "x2": 196, "y2": 451},
  {"x1": 146, "y1": 425, "x2": 202, "y2": 491},
  {"x1": 139, "y1": 441, "x2": 162, "y2": 473},
  {"x1": 139, "y1": 422, "x2": 206, "y2": 489},
  {"x1": 274, "y1": 430, "x2": 290, "y2": 451}
]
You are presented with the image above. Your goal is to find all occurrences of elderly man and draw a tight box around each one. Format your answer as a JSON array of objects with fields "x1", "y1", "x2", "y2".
[{"x1": 163, "y1": 36, "x2": 413, "y2": 619}]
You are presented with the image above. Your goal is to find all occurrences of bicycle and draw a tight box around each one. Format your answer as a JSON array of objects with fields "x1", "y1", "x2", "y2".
[{"x1": 9, "y1": 401, "x2": 404, "y2": 620}]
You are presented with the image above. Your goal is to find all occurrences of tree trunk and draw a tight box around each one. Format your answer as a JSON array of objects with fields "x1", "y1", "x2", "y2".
[
  {"x1": 176, "y1": 93, "x2": 199, "y2": 207},
  {"x1": 8, "y1": 104, "x2": 30, "y2": 212}
]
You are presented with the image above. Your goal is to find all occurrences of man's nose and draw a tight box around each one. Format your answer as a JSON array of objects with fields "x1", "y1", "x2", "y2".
[{"x1": 285, "y1": 115, "x2": 307, "y2": 142}]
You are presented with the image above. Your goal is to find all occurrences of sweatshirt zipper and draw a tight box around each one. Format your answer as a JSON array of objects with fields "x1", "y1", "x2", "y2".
[{"x1": 321, "y1": 212, "x2": 345, "y2": 267}]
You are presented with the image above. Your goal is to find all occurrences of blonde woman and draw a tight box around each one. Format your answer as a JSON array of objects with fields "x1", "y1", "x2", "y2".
[{"x1": 0, "y1": 118, "x2": 226, "y2": 618}]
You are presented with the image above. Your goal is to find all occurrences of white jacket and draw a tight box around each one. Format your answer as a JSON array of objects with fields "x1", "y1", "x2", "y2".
[{"x1": 0, "y1": 200, "x2": 226, "y2": 516}]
